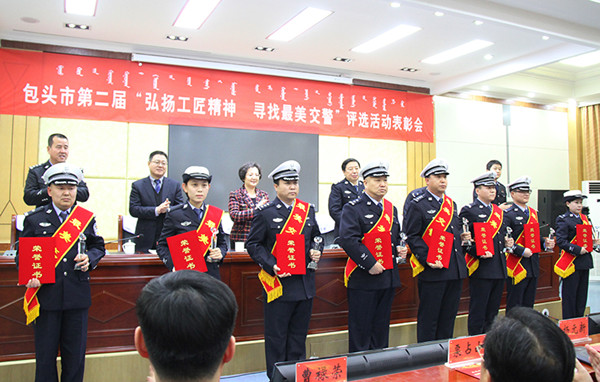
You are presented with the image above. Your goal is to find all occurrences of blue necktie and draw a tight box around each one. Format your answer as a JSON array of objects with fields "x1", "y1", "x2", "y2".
[
  {"x1": 377, "y1": 202, "x2": 383, "y2": 210},
  {"x1": 193, "y1": 207, "x2": 203, "y2": 220},
  {"x1": 59, "y1": 210, "x2": 69, "y2": 223},
  {"x1": 287, "y1": 206, "x2": 292, "y2": 212},
  {"x1": 154, "y1": 179, "x2": 161, "y2": 193}
]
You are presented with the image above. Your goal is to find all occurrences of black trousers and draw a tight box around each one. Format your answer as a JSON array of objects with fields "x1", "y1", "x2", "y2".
[
  {"x1": 468, "y1": 278, "x2": 504, "y2": 335},
  {"x1": 34, "y1": 308, "x2": 88, "y2": 382},
  {"x1": 506, "y1": 276, "x2": 537, "y2": 311},
  {"x1": 561, "y1": 269, "x2": 589, "y2": 319},
  {"x1": 264, "y1": 298, "x2": 313, "y2": 380},
  {"x1": 347, "y1": 288, "x2": 394, "y2": 353},
  {"x1": 416, "y1": 279, "x2": 462, "y2": 343}
]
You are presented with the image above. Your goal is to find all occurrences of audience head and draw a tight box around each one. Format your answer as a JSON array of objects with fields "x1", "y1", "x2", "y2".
[
  {"x1": 481, "y1": 307, "x2": 575, "y2": 382},
  {"x1": 148, "y1": 151, "x2": 168, "y2": 179},
  {"x1": 238, "y1": 162, "x2": 262, "y2": 189},
  {"x1": 47, "y1": 133, "x2": 69, "y2": 164},
  {"x1": 135, "y1": 270, "x2": 238, "y2": 382}
]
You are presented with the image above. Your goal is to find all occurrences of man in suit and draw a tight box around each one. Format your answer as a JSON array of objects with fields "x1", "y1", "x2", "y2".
[
  {"x1": 404, "y1": 158, "x2": 469, "y2": 342},
  {"x1": 338, "y1": 160, "x2": 406, "y2": 352},
  {"x1": 460, "y1": 171, "x2": 513, "y2": 335},
  {"x1": 246, "y1": 160, "x2": 322, "y2": 380},
  {"x1": 504, "y1": 176, "x2": 555, "y2": 311},
  {"x1": 129, "y1": 151, "x2": 183, "y2": 252},
  {"x1": 18, "y1": 163, "x2": 105, "y2": 382},
  {"x1": 24, "y1": 133, "x2": 90, "y2": 207},
  {"x1": 156, "y1": 166, "x2": 226, "y2": 280},
  {"x1": 328, "y1": 158, "x2": 364, "y2": 241}
]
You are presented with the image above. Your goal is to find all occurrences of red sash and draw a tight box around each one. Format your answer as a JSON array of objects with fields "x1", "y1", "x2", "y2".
[
  {"x1": 410, "y1": 195, "x2": 454, "y2": 277},
  {"x1": 344, "y1": 199, "x2": 393, "y2": 286},
  {"x1": 506, "y1": 207, "x2": 539, "y2": 284},
  {"x1": 259, "y1": 199, "x2": 310, "y2": 302},
  {"x1": 466, "y1": 204, "x2": 503, "y2": 276},
  {"x1": 167, "y1": 205, "x2": 223, "y2": 272},
  {"x1": 554, "y1": 214, "x2": 591, "y2": 278},
  {"x1": 23, "y1": 206, "x2": 94, "y2": 325}
]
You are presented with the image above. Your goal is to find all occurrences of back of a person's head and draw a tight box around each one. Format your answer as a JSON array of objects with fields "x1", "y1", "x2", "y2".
[
  {"x1": 483, "y1": 307, "x2": 575, "y2": 382},
  {"x1": 136, "y1": 270, "x2": 238, "y2": 381}
]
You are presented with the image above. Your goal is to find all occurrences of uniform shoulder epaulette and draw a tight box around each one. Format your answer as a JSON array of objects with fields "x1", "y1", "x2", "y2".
[
  {"x1": 557, "y1": 213, "x2": 567, "y2": 220},
  {"x1": 348, "y1": 199, "x2": 358, "y2": 206},
  {"x1": 257, "y1": 201, "x2": 274, "y2": 211},
  {"x1": 24, "y1": 205, "x2": 46, "y2": 217},
  {"x1": 29, "y1": 162, "x2": 43, "y2": 170},
  {"x1": 413, "y1": 194, "x2": 426, "y2": 203},
  {"x1": 169, "y1": 204, "x2": 185, "y2": 212}
]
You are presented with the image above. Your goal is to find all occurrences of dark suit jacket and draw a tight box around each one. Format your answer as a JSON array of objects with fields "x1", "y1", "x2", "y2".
[
  {"x1": 459, "y1": 199, "x2": 508, "y2": 279},
  {"x1": 504, "y1": 205, "x2": 540, "y2": 278},
  {"x1": 338, "y1": 194, "x2": 401, "y2": 290},
  {"x1": 156, "y1": 203, "x2": 227, "y2": 279},
  {"x1": 555, "y1": 212, "x2": 594, "y2": 270},
  {"x1": 328, "y1": 179, "x2": 364, "y2": 238},
  {"x1": 129, "y1": 176, "x2": 183, "y2": 252},
  {"x1": 23, "y1": 160, "x2": 90, "y2": 207},
  {"x1": 404, "y1": 191, "x2": 468, "y2": 282},
  {"x1": 246, "y1": 198, "x2": 321, "y2": 302},
  {"x1": 18, "y1": 204, "x2": 105, "y2": 310}
]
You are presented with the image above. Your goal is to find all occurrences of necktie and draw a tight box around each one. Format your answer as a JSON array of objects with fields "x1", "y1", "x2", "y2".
[
  {"x1": 287, "y1": 206, "x2": 292, "y2": 212},
  {"x1": 438, "y1": 198, "x2": 442, "y2": 205},
  {"x1": 377, "y1": 202, "x2": 383, "y2": 210},
  {"x1": 193, "y1": 208, "x2": 203, "y2": 221},
  {"x1": 154, "y1": 179, "x2": 161, "y2": 193},
  {"x1": 525, "y1": 208, "x2": 529, "y2": 216},
  {"x1": 59, "y1": 210, "x2": 69, "y2": 223}
]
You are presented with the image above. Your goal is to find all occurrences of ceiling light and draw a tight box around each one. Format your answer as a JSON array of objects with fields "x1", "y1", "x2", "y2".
[
  {"x1": 560, "y1": 50, "x2": 600, "y2": 67},
  {"x1": 333, "y1": 57, "x2": 352, "y2": 62},
  {"x1": 590, "y1": 0, "x2": 600, "y2": 3},
  {"x1": 421, "y1": 39, "x2": 494, "y2": 64},
  {"x1": 484, "y1": 54, "x2": 493, "y2": 60},
  {"x1": 64, "y1": 0, "x2": 97, "y2": 16},
  {"x1": 255, "y1": 46, "x2": 275, "y2": 52},
  {"x1": 64, "y1": 23, "x2": 90, "y2": 30},
  {"x1": 473, "y1": 20, "x2": 484, "y2": 26},
  {"x1": 434, "y1": 11, "x2": 444, "y2": 17},
  {"x1": 542, "y1": 35, "x2": 550, "y2": 40},
  {"x1": 352, "y1": 24, "x2": 421, "y2": 53},
  {"x1": 166, "y1": 35, "x2": 189, "y2": 41},
  {"x1": 268, "y1": 7, "x2": 333, "y2": 42},
  {"x1": 400, "y1": 67, "x2": 418, "y2": 72},
  {"x1": 390, "y1": 2, "x2": 401, "y2": 8},
  {"x1": 174, "y1": 0, "x2": 221, "y2": 29}
]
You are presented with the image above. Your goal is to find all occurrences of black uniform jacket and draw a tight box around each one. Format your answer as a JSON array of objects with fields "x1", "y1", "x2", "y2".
[
  {"x1": 23, "y1": 160, "x2": 90, "y2": 207},
  {"x1": 328, "y1": 179, "x2": 364, "y2": 237},
  {"x1": 555, "y1": 212, "x2": 594, "y2": 270},
  {"x1": 17, "y1": 204, "x2": 105, "y2": 310},
  {"x1": 156, "y1": 203, "x2": 227, "y2": 279},
  {"x1": 504, "y1": 205, "x2": 540, "y2": 278},
  {"x1": 404, "y1": 191, "x2": 468, "y2": 282},
  {"x1": 246, "y1": 198, "x2": 321, "y2": 302},
  {"x1": 338, "y1": 194, "x2": 401, "y2": 290},
  {"x1": 459, "y1": 199, "x2": 508, "y2": 279}
]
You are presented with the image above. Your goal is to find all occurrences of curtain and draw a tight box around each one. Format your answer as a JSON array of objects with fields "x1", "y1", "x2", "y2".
[{"x1": 580, "y1": 105, "x2": 600, "y2": 180}]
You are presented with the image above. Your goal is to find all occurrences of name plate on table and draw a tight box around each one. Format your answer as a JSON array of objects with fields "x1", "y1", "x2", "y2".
[
  {"x1": 447, "y1": 334, "x2": 486, "y2": 379},
  {"x1": 296, "y1": 356, "x2": 347, "y2": 382},
  {"x1": 559, "y1": 317, "x2": 589, "y2": 342}
]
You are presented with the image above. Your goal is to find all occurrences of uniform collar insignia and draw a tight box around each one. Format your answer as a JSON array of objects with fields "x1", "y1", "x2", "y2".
[
  {"x1": 273, "y1": 217, "x2": 283, "y2": 223},
  {"x1": 365, "y1": 214, "x2": 374, "y2": 218},
  {"x1": 181, "y1": 221, "x2": 192, "y2": 226},
  {"x1": 39, "y1": 222, "x2": 51, "y2": 227},
  {"x1": 344, "y1": 190, "x2": 351, "y2": 193},
  {"x1": 479, "y1": 214, "x2": 487, "y2": 218},
  {"x1": 427, "y1": 209, "x2": 436, "y2": 214}
]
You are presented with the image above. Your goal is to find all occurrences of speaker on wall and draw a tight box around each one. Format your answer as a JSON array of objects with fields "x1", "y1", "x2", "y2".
[{"x1": 537, "y1": 189, "x2": 568, "y2": 237}]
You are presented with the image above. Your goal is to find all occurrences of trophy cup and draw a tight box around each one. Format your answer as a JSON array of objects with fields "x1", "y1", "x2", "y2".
[
  {"x1": 74, "y1": 233, "x2": 86, "y2": 270},
  {"x1": 461, "y1": 218, "x2": 471, "y2": 246},
  {"x1": 397, "y1": 232, "x2": 408, "y2": 264},
  {"x1": 308, "y1": 236, "x2": 323, "y2": 270},
  {"x1": 207, "y1": 227, "x2": 218, "y2": 263},
  {"x1": 504, "y1": 227, "x2": 514, "y2": 254}
]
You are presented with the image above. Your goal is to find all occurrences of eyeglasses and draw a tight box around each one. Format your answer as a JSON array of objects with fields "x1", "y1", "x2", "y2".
[{"x1": 151, "y1": 160, "x2": 168, "y2": 166}]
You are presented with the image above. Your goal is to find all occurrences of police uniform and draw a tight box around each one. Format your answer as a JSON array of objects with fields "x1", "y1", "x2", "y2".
[
  {"x1": 460, "y1": 171, "x2": 509, "y2": 335},
  {"x1": 402, "y1": 186, "x2": 426, "y2": 217},
  {"x1": 328, "y1": 178, "x2": 364, "y2": 239},
  {"x1": 471, "y1": 180, "x2": 506, "y2": 205},
  {"x1": 246, "y1": 160, "x2": 321, "y2": 380},
  {"x1": 556, "y1": 190, "x2": 594, "y2": 319},
  {"x1": 156, "y1": 166, "x2": 227, "y2": 280},
  {"x1": 338, "y1": 161, "x2": 401, "y2": 353},
  {"x1": 504, "y1": 177, "x2": 540, "y2": 310},
  {"x1": 17, "y1": 163, "x2": 105, "y2": 382},
  {"x1": 404, "y1": 159, "x2": 468, "y2": 343},
  {"x1": 24, "y1": 160, "x2": 90, "y2": 207}
]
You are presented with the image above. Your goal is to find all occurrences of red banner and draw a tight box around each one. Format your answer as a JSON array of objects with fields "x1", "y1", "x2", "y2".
[{"x1": 0, "y1": 48, "x2": 433, "y2": 142}]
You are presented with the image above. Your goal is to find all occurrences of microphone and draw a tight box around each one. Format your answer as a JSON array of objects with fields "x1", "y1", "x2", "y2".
[{"x1": 103, "y1": 233, "x2": 144, "y2": 244}]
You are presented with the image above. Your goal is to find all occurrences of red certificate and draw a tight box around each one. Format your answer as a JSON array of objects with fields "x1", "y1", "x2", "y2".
[
  {"x1": 577, "y1": 224, "x2": 593, "y2": 252},
  {"x1": 523, "y1": 223, "x2": 541, "y2": 252},
  {"x1": 362, "y1": 230, "x2": 393, "y2": 269},
  {"x1": 18, "y1": 237, "x2": 56, "y2": 285},
  {"x1": 167, "y1": 230, "x2": 208, "y2": 273},
  {"x1": 275, "y1": 233, "x2": 306, "y2": 275},
  {"x1": 426, "y1": 228, "x2": 453, "y2": 268},
  {"x1": 474, "y1": 222, "x2": 494, "y2": 257}
]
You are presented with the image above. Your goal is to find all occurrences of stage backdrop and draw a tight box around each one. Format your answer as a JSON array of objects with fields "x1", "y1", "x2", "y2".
[{"x1": 0, "y1": 48, "x2": 434, "y2": 142}]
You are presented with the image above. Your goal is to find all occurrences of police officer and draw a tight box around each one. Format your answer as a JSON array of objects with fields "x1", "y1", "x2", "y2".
[
  {"x1": 555, "y1": 190, "x2": 598, "y2": 319},
  {"x1": 24, "y1": 133, "x2": 90, "y2": 207},
  {"x1": 328, "y1": 158, "x2": 364, "y2": 241},
  {"x1": 504, "y1": 176, "x2": 555, "y2": 310},
  {"x1": 471, "y1": 160, "x2": 507, "y2": 208},
  {"x1": 404, "y1": 158, "x2": 469, "y2": 342},
  {"x1": 156, "y1": 166, "x2": 227, "y2": 280},
  {"x1": 18, "y1": 163, "x2": 105, "y2": 382},
  {"x1": 402, "y1": 186, "x2": 426, "y2": 218},
  {"x1": 460, "y1": 171, "x2": 513, "y2": 335},
  {"x1": 338, "y1": 160, "x2": 405, "y2": 352},
  {"x1": 246, "y1": 160, "x2": 321, "y2": 380}
]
